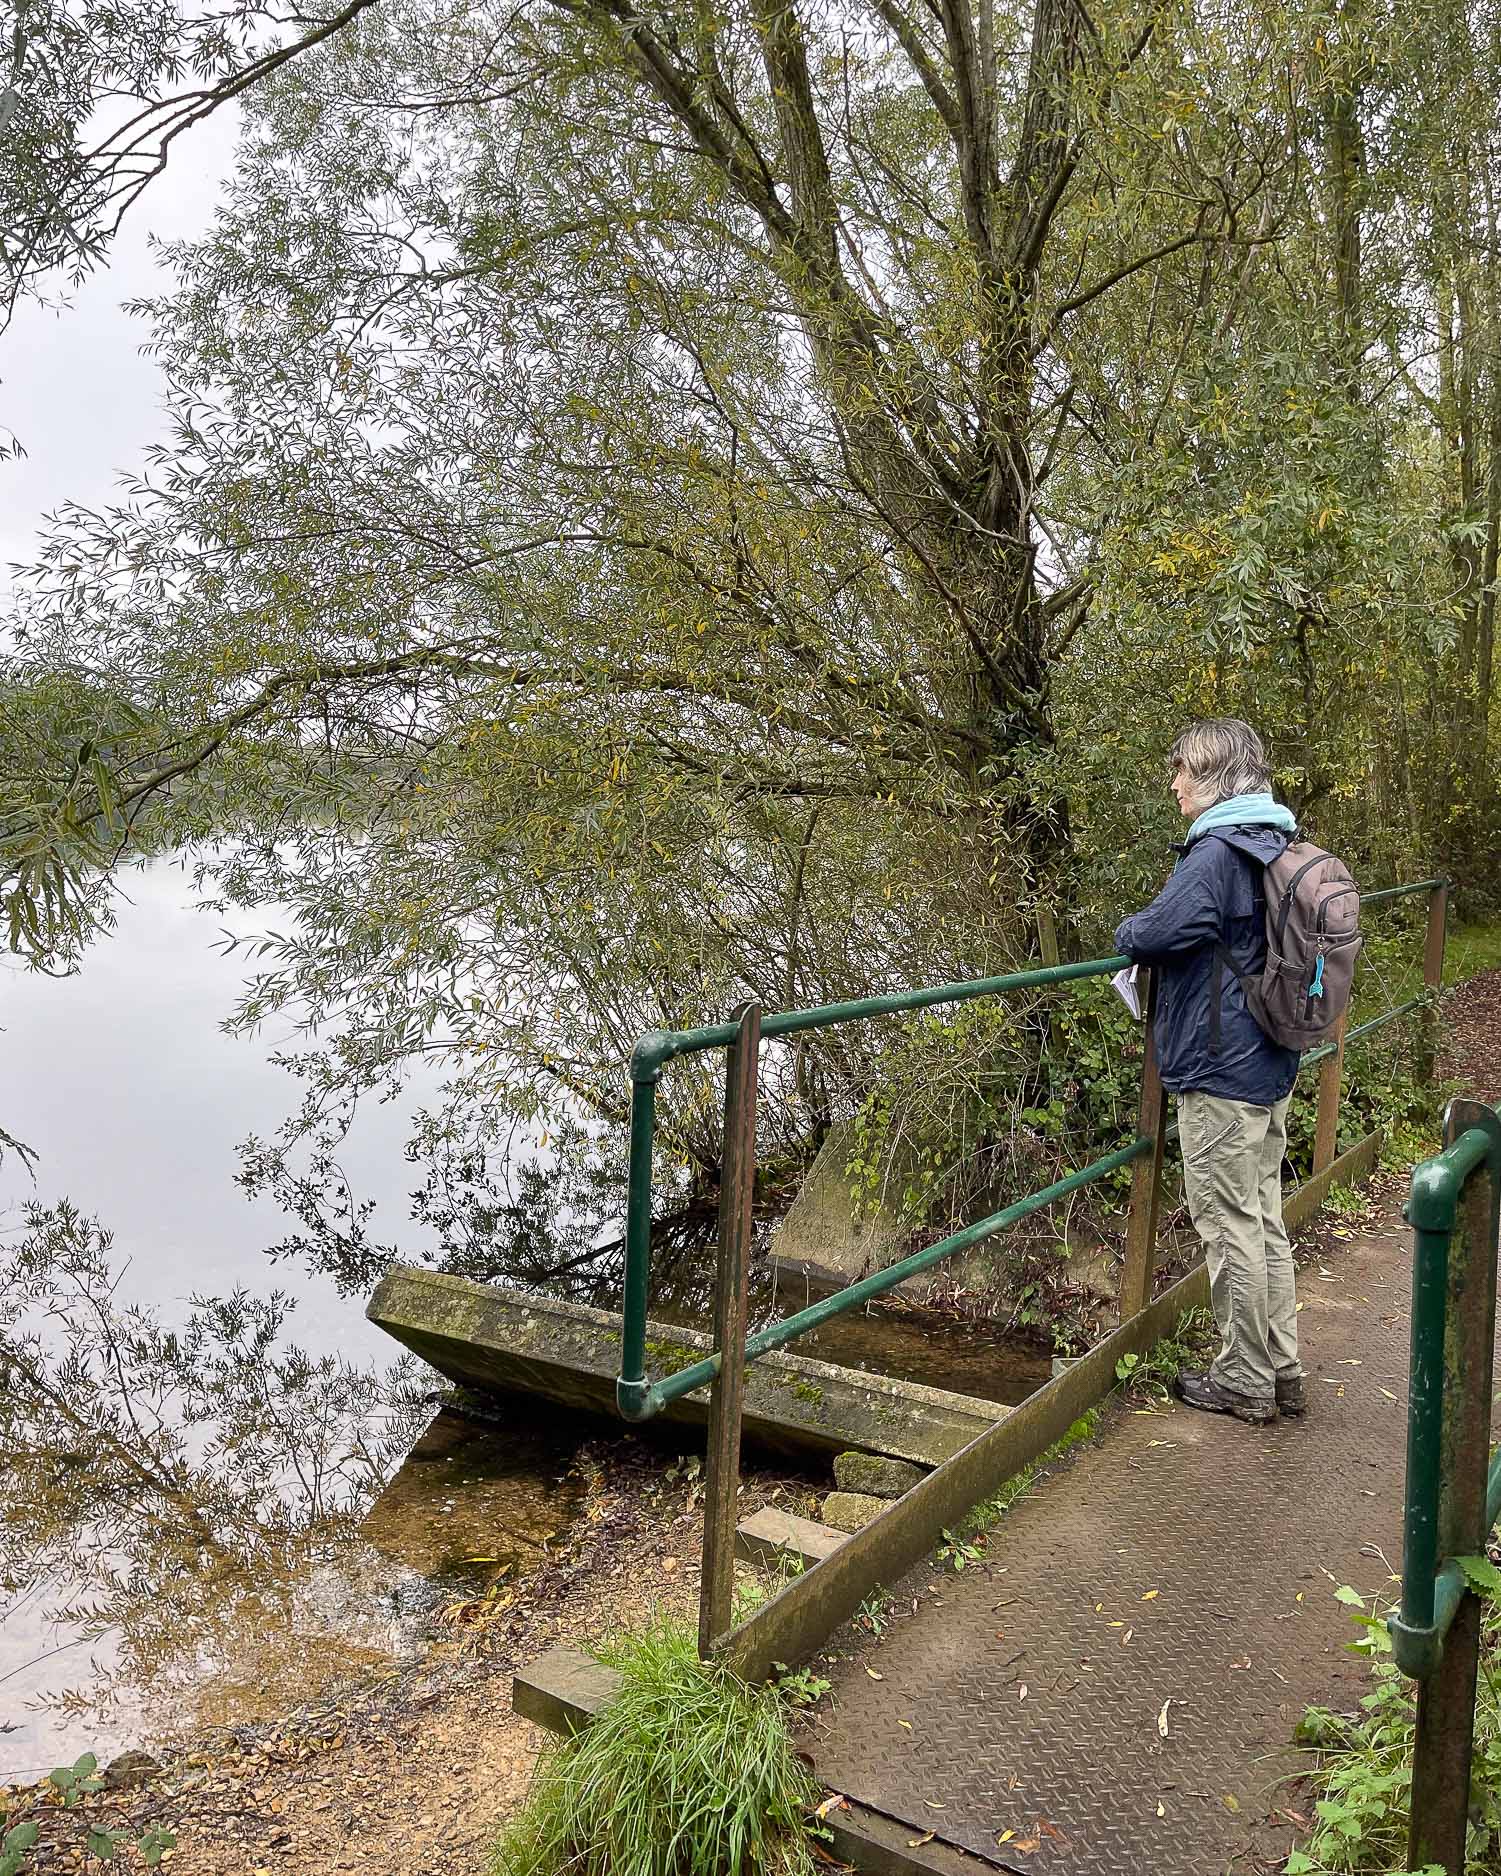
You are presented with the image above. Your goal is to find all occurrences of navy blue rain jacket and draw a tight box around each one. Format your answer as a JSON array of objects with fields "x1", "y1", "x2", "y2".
[{"x1": 1113, "y1": 827, "x2": 1300, "y2": 1104}]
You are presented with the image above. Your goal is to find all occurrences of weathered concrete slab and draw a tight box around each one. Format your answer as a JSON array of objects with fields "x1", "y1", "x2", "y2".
[
  {"x1": 735, "y1": 1507, "x2": 846, "y2": 1572},
  {"x1": 512, "y1": 1644, "x2": 621, "y2": 1736},
  {"x1": 770, "y1": 1120, "x2": 910, "y2": 1282},
  {"x1": 367, "y1": 1267, "x2": 1010, "y2": 1466}
]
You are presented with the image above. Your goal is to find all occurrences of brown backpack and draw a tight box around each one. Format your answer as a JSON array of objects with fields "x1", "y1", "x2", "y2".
[{"x1": 1216, "y1": 842, "x2": 1362, "y2": 1052}]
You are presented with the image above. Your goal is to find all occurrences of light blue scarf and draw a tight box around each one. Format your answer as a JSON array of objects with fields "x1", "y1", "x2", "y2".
[{"x1": 1186, "y1": 791, "x2": 1297, "y2": 844}]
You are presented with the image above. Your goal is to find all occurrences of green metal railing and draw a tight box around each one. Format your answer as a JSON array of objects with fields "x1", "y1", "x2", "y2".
[
  {"x1": 1389, "y1": 1099, "x2": 1501, "y2": 1874},
  {"x1": 616, "y1": 874, "x2": 1449, "y2": 1653},
  {"x1": 618, "y1": 955, "x2": 1144, "y2": 1425}
]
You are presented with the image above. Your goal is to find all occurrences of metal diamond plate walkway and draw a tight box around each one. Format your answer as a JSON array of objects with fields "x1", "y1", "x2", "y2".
[{"x1": 803, "y1": 1201, "x2": 1475, "y2": 1875}]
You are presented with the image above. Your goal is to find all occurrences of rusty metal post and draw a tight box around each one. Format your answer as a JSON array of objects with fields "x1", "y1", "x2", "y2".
[
  {"x1": 1408, "y1": 1098, "x2": 1500, "y2": 1874},
  {"x1": 1120, "y1": 969, "x2": 1167, "y2": 1321},
  {"x1": 1418, "y1": 882, "x2": 1449, "y2": 1084},
  {"x1": 699, "y1": 999, "x2": 761, "y2": 1656},
  {"x1": 1313, "y1": 1013, "x2": 1348, "y2": 1176}
]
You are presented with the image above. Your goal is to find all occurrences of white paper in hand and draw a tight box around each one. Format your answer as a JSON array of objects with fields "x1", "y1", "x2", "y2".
[{"x1": 1112, "y1": 964, "x2": 1142, "y2": 1021}]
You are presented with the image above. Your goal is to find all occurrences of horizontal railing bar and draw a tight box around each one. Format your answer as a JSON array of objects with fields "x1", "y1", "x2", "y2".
[
  {"x1": 631, "y1": 878, "x2": 1440, "y2": 1081},
  {"x1": 1346, "y1": 995, "x2": 1434, "y2": 1044},
  {"x1": 636, "y1": 1136, "x2": 1152, "y2": 1418},
  {"x1": 633, "y1": 956, "x2": 1133, "y2": 1078},
  {"x1": 1358, "y1": 879, "x2": 1447, "y2": 906}
]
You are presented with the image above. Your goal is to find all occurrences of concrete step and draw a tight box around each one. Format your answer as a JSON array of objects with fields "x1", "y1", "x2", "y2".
[{"x1": 735, "y1": 1505, "x2": 846, "y2": 1572}]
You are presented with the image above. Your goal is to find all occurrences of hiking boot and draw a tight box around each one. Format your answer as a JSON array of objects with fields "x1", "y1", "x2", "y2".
[
  {"x1": 1174, "y1": 1370, "x2": 1276, "y2": 1426},
  {"x1": 1275, "y1": 1374, "x2": 1307, "y2": 1417}
]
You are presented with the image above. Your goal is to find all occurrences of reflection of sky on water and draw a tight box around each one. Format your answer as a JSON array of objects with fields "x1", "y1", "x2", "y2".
[
  {"x1": 0, "y1": 859, "x2": 442, "y2": 1357},
  {"x1": 0, "y1": 860, "x2": 448, "y2": 1774}
]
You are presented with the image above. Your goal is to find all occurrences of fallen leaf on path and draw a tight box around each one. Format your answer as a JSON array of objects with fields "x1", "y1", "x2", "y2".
[
  {"x1": 1142, "y1": 1589, "x2": 1159, "y2": 1601},
  {"x1": 865, "y1": 1668, "x2": 883, "y2": 1680},
  {"x1": 1122, "y1": 1628, "x2": 1134, "y2": 1645},
  {"x1": 1230, "y1": 1655, "x2": 1251, "y2": 1669},
  {"x1": 1158, "y1": 1697, "x2": 1174, "y2": 1737},
  {"x1": 908, "y1": 1833, "x2": 935, "y2": 1848},
  {"x1": 898, "y1": 1719, "x2": 912, "y2": 1731},
  {"x1": 1018, "y1": 1683, "x2": 1029, "y2": 1700},
  {"x1": 1156, "y1": 1801, "x2": 1166, "y2": 1817},
  {"x1": 1223, "y1": 1794, "x2": 1241, "y2": 1813},
  {"x1": 814, "y1": 1794, "x2": 848, "y2": 1820},
  {"x1": 923, "y1": 1799, "x2": 946, "y2": 1810}
]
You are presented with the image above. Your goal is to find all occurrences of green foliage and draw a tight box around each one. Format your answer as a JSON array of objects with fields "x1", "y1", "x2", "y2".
[
  {"x1": 1289, "y1": 1590, "x2": 1501, "y2": 1874},
  {"x1": 960, "y1": 1410, "x2": 1102, "y2": 1539},
  {"x1": 772, "y1": 1663, "x2": 831, "y2": 1710},
  {"x1": 855, "y1": 1589, "x2": 894, "y2": 1638},
  {"x1": 936, "y1": 1528, "x2": 985, "y2": 1572},
  {"x1": 494, "y1": 1617, "x2": 821, "y2": 1875},
  {"x1": 0, "y1": 1757, "x2": 178, "y2": 1872},
  {"x1": 1118, "y1": 1307, "x2": 1218, "y2": 1402}
]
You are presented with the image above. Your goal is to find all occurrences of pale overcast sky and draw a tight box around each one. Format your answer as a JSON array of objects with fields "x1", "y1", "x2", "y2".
[{"x1": 0, "y1": 108, "x2": 242, "y2": 595}]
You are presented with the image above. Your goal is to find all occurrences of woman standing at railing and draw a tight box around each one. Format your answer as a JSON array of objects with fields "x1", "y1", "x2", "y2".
[{"x1": 1113, "y1": 718, "x2": 1307, "y2": 1428}]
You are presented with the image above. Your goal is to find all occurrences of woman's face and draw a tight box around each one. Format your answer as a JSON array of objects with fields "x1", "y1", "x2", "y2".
[{"x1": 1170, "y1": 763, "x2": 1211, "y2": 817}]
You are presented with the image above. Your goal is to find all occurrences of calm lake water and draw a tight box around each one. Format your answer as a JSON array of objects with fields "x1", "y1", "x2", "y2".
[
  {"x1": 0, "y1": 862, "x2": 1051, "y2": 1779},
  {"x1": 0, "y1": 863, "x2": 451, "y2": 1777}
]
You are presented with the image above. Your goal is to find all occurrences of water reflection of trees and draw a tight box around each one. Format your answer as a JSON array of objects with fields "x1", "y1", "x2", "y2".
[
  {"x1": 0, "y1": 1202, "x2": 428, "y2": 1727},
  {"x1": 240, "y1": 1106, "x2": 731, "y2": 1314}
]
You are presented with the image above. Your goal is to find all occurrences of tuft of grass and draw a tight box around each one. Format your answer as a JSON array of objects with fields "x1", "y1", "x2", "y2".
[
  {"x1": 494, "y1": 1615, "x2": 821, "y2": 1876},
  {"x1": 1288, "y1": 1588, "x2": 1501, "y2": 1875}
]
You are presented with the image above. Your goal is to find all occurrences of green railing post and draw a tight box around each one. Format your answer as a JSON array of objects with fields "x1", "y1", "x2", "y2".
[
  {"x1": 1409, "y1": 1102, "x2": 1498, "y2": 1870},
  {"x1": 700, "y1": 1000, "x2": 760, "y2": 1656},
  {"x1": 1120, "y1": 967, "x2": 1166, "y2": 1319},
  {"x1": 618, "y1": 1039, "x2": 667, "y2": 1421}
]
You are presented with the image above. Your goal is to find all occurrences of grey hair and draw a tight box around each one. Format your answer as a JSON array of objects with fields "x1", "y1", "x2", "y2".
[{"x1": 1168, "y1": 718, "x2": 1272, "y2": 802}]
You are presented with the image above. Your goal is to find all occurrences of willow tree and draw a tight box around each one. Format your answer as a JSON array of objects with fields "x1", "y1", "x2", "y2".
[{"x1": 1, "y1": 0, "x2": 1391, "y2": 1273}]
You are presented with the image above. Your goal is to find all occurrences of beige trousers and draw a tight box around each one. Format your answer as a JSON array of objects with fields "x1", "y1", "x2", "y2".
[{"x1": 1176, "y1": 1090, "x2": 1301, "y2": 1402}]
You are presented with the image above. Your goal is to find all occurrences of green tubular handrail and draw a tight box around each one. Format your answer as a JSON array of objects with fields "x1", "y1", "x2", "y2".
[
  {"x1": 628, "y1": 1136, "x2": 1152, "y2": 1419},
  {"x1": 1358, "y1": 879, "x2": 1446, "y2": 906},
  {"x1": 1389, "y1": 1110, "x2": 1501, "y2": 1678},
  {"x1": 618, "y1": 951, "x2": 1132, "y2": 1420},
  {"x1": 618, "y1": 876, "x2": 1447, "y2": 1425}
]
